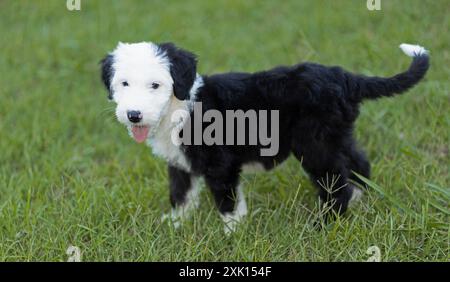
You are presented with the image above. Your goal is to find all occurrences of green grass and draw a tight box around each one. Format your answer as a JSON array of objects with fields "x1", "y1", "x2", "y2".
[{"x1": 0, "y1": 0, "x2": 449, "y2": 261}]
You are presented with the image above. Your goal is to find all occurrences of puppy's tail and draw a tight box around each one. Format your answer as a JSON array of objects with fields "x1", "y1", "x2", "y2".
[{"x1": 352, "y1": 43, "x2": 430, "y2": 101}]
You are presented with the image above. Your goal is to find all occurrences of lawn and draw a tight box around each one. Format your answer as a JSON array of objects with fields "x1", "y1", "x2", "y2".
[{"x1": 0, "y1": 0, "x2": 448, "y2": 261}]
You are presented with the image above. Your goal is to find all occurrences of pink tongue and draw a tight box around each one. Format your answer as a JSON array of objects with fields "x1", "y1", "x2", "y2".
[{"x1": 131, "y1": 126, "x2": 150, "y2": 143}]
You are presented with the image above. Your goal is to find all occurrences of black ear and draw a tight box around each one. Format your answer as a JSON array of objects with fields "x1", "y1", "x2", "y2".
[
  {"x1": 100, "y1": 54, "x2": 114, "y2": 100},
  {"x1": 158, "y1": 43, "x2": 197, "y2": 100}
]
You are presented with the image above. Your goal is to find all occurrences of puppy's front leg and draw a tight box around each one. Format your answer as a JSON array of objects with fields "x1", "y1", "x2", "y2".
[
  {"x1": 205, "y1": 174, "x2": 247, "y2": 235},
  {"x1": 161, "y1": 166, "x2": 201, "y2": 228}
]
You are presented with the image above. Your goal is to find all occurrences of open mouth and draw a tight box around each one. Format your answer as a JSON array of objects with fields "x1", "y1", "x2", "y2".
[{"x1": 131, "y1": 125, "x2": 150, "y2": 143}]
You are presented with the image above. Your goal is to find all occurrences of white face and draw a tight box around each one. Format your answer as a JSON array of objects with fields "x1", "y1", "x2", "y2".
[{"x1": 109, "y1": 42, "x2": 174, "y2": 143}]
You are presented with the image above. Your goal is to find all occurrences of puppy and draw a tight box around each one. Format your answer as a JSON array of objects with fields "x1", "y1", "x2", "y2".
[{"x1": 100, "y1": 42, "x2": 429, "y2": 233}]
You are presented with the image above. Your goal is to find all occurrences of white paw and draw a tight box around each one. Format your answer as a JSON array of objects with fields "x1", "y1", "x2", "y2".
[
  {"x1": 221, "y1": 213, "x2": 242, "y2": 235},
  {"x1": 349, "y1": 186, "x2": 364, "y2": 205},
  {"x1": 160, "y1": 210, "x2": 182, "y2": 229},
  {"x1": 221, "y1": 185, "x2": 248, "y2": 235},
  {"x1": 160, "y1": 177, "x2": 203, "y2": 229}
]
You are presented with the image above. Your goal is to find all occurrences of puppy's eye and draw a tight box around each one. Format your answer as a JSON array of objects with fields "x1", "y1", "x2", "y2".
[
  {"x1": 151, "y1": 83, "x2": 160, "y2": 89},
  {"x1": 122, "y1": 81, "x2": 129, "y2": 87}
]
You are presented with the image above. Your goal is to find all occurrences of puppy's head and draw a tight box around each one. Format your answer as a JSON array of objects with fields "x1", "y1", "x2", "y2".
[{"x1": 101, "y1": 42, "x2": 197, "y2": 143}]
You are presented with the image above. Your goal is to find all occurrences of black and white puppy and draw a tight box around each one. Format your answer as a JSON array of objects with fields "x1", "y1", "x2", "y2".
[{"x1": 100, "y1": 42, "x2": 429, "y2": 233}]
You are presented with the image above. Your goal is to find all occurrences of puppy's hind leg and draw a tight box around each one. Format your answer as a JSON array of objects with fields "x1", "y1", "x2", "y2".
[
  {"x1": 161, "y1": 166, "x2": 202, "y2": 228},
  {"x1": 346, "y1": 144, "x2": 371, "y2": 205},
  {"x1": 347, "y1": 144, "x2": 371, "y2": 186},
  {"x1": 292, "y1": 137, "x2": 353, "y2": 221}
]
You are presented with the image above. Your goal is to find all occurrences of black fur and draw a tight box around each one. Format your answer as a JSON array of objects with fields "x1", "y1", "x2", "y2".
[
  {"x1": 158, "y1": 43, "x2": 198, "y2": 100},
  {"x1": 174, "y1": 50, "x2": 429, "y2": 219},
  {"x1": 100, "y1": 54, "x2": 114, "y2": 100},
  {"x1": 168, "y1": 165, "x2": 192, "y2": 208}
]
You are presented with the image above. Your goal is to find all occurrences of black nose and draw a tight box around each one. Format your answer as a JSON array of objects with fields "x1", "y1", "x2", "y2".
[{"x1": 127, "y1": 110, "x2": 142, "y2": 123}]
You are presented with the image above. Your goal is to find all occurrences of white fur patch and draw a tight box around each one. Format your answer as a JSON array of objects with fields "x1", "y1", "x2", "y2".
[
  {"x1": 399, "y1": 43, "x2": 428, "y2": 57},
  {"x1": 188, "y1": 74, "x2": 204, "y2": 107},
  {"x1": 147, "y1": 75, "x2": 204, "y2": 171},
  {"x1": 148, "y1": 96, "x2": 192, "y2": 171},
  {"x1": 221, "y1": 184, "x2": 248, "y2": 235}
]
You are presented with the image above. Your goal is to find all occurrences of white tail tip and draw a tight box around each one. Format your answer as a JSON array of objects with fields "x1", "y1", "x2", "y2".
[{"x1": 399, "y1": 43, "x2": 428, "y2": 57}]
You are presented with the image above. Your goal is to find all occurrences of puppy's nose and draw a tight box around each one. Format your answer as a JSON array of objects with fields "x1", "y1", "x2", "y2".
[{"x1": 127, "y1": 110, "x2": 142, "y2": 123}]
